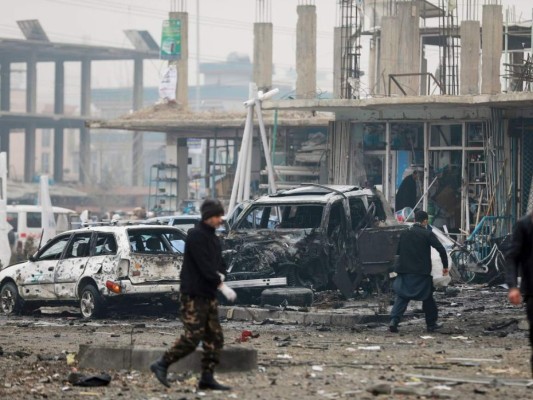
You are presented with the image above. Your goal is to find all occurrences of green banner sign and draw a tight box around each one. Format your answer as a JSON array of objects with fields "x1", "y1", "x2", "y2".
[{"x1": 161, "y1": 19, "x2": 181, "y2": 60}]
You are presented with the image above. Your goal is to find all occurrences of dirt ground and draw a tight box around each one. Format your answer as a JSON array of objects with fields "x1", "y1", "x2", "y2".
[{"x1": 0, "y1": 286, "x2": 531, "y2": 399}]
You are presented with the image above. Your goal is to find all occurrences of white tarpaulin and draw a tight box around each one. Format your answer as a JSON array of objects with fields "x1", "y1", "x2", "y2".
[
  {"x1": 39, "y1": 175, "x2": 56, "y2": 246},
  {"x1": 0, "y1": 153, "x2": 11, "y2": 267},
  {"x1": 159, "y1": 66, "x2": 177, "y2": 101}
]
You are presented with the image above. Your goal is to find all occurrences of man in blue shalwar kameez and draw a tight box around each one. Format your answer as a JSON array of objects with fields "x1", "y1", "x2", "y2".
[{"x1": 389, "y1": 210, "x2": 449, "y2": 333}]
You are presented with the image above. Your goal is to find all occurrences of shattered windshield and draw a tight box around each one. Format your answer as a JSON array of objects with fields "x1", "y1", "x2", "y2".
[
  {"x1": 235, "y1": 204, "x2": 324, "y2": 230},
  {"x1": 128, "y1": 228, "x2": 185, "y2": 254}
]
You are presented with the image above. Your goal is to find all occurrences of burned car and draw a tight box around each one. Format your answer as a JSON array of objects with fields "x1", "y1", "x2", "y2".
[
  {"x1": 0, "y1": 225, "x2": 185, "y2": 319},
  {"x1": 222, "y1": 185, "x2": 407, "y2": 300}
]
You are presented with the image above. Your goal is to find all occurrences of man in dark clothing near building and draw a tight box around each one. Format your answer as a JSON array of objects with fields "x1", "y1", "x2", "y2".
[
  {"x1": 389, "y1": 210, "x2": 448, "y2": 333},
  {"x1": 150, "y1": 199, "x2": 236, "y2": 390},
  {"x1": 395, "y1": 170, "x2": 419, "y2": 211},
  {"x1": 506, "y1": 212, "x2": 533, "y2": 377}
]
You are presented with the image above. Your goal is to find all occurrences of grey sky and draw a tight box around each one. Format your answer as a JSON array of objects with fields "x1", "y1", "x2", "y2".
[
  {"x1": 0, "y1": 0, "x2": 338, "y2": 92},
  {"x1": 0, "y1": 0, "x2": 531, "y2": 99}
]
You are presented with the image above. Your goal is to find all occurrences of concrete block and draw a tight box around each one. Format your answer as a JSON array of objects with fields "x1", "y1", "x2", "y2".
[
  {"x1": 303, "y1": 312, "x2": 333, "y2": 326},
  {"x1": 78, "y1": 344, "x2": 257, "y2": 373},
  {"x1": 331, "y1": 314, "x2": 361, "y2": 328},
  {"x1": 279, "y1": 311, "x2": 306, "y2": 325}
]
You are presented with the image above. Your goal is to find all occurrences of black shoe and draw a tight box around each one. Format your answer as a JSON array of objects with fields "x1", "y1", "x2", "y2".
[
  {"x1": 150, "y1": 357, "x2": 170, "y2": 388},
  {"x1": 427, "y1": 322, "x2": 443, "y2": 333},
  {"x1": 198, "y1": 371, "x2": 231, "y2": 391},
  {"x1": 389, "y1": 324, "x2": 399, "y2": 333}
]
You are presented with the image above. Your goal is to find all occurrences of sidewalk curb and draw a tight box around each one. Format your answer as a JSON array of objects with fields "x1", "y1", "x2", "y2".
[
  {"x1": 78, "y1": 344, "x2": 257, "y2": 373},
  {"x1": 219, "y1": 306, "x2": 390, "y2": 328}
]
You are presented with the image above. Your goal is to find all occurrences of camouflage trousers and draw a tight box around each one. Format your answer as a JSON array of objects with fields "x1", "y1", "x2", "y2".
[{"x1": 163, "y1": 293, "x2": 224, "y2": 373}]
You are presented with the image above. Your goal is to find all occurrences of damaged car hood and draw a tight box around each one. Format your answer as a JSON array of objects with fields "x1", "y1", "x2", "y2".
[{"x1": 223, "y1": 229, "x2": 323, "y2": 274}]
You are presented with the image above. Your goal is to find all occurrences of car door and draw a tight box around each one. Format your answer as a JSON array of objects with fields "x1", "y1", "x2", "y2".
[
  {"x1": 83, "y1": 232, "x2": 119, "y2": 279},
  {"x1": 20, "y1": 234, "x2": 71, "y2": 300},
  {"x1": 54, "y1": 233, "x2": 92, "y2": 299}
]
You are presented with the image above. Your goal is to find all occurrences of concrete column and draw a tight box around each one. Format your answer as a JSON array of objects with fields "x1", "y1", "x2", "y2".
[
  {"x1": 460, "y1": 20, "x2": 481, "y2": 95},
  {"x1": 177, "y1": 138, "x2": 188, "y2": 208},
  {"x1": 0, "y1": 61, "x2": 10, "y2": 162},
  {"x1": 511, "y1": 51, "x2": 524, "y2": 91},
  {"x1": 54, "y1": 61, "x2": 65, "y2": 182},
  {"x1": 79, "y1": 59, "x2": 91, "y2": 184},
  {"x1": 379, "y1": 16, "x2": 399, "y2": 96},
  {"x1": 396, "y1": 1, "x2": 420, "y2": 95},
  {"x1": 379, "y1": 2, "x2": 420, "y2": 96},
  {"x1": 253, "y1": 22, "x2": 273, "y2": 92},
  {"x1": 481, "y1": 5, "x2": 503, "y2": 95},
  {"x1": 132, "y1": 58, "x2": 144, "y2": 186},
  {"x1": 420, "y1": 54, "x2": 428, "y2": 95},
  {"x1": 170, "y1": 12, "x2": 188, "y2": 110},
  {"x1": 24, "y1": 54, "x2": 37, "y2": 182},
  {"x1": 333, "y1": 26, "x2": 342, "y2": 98},
  {"x1": 296, "y1": 5, "x2": 316, "y2": 99}
]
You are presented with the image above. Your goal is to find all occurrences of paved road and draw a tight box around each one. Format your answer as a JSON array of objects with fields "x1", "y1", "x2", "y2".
[{"x1": 0, "y1": 287, "x2": 531, "y2": 399}]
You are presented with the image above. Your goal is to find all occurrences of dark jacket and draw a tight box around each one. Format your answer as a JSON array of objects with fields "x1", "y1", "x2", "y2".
[
  {"x1": 395, "y1": 174, "x2": 417, "y2": 211},
  {"x1": 180, "y1": 221, "x2": 227, "y2": 298},
  {"x1": 396, "y1": 223, "x2": 448, "y2": 275},
  {"x1": 505, "y1": 214, "x2": 533, "y2": 296}
]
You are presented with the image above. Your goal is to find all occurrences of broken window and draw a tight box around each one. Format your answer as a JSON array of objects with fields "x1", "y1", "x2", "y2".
[
  {"x1": 64, "y1": 234, "x2": 92, "y2": 259},
  {"x1": 236, "y1": 204, "x2": 324, "y2": 230},
  {"x1": 37, "y1": 235, "x2": 71, "y2": 261},
  {"x1": 128, "y1": 229, "x2": 184, "y2": 254},
  {"x1": 368, "y1": 196, "x2": 387, "y2": 221},
  {"x1": 94, "y1": 233, "x2": 117, "y2": 256},
  {"x1": 349, "y1": 197, "x2": 367, "y2": 230},
  {"x1": 327, "y1": 202, "x2": 345, "y2": 237}
]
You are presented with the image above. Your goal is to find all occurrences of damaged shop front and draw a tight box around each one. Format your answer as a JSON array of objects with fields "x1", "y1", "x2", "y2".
[{"x1": 264, "y1": 94, "x2": 533, "y2": 243}]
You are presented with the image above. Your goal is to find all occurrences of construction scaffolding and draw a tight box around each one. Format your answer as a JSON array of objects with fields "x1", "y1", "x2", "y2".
[
  {"x1": 437, "y1": 0, "x2": 460, "y2": 95},
  {"x1": 339, "y1": 0, "x2": 362, "y2": 99}
]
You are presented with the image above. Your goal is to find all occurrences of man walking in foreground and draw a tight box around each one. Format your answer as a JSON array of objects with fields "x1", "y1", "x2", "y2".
[
  {"x1": 389, "y1": 210, "x2": 448, "y2": 333},
  {"x1": 505, "y1": 212, "x2": 533, "y2": 377},
  {"x1": 150, "y1": 199, "x2": 237, "y2": 390}
]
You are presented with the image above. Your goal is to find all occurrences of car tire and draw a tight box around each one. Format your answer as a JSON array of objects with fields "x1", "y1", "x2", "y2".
[
  {"x1": 0, "y1": 282, "x2": 23, "y2": 315},
  {"x1": 79, "y1": 284, "x2": 105, "y2": 319},
  {"x1": 261, "y1": 287, "x2": 314, "y2": 307}
]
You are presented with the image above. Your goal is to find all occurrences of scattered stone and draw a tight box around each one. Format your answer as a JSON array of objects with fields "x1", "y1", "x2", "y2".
[
  {"x1": 485, "y1": 319, "x2": 519, "y2": 331},
  {"x1": 518, "y1": 320, "x2": 529, "y2": 331}
]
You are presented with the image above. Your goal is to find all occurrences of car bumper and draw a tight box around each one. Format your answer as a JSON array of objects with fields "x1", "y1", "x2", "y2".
[{"x1": 101, "y1": 281, "x2": 180, "y2": 297}]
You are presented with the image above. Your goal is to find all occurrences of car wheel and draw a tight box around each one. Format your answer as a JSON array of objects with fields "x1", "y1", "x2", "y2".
[
  {"x1": 0, "y1": 282, "x2": 23, "y2": 315},
  {"x1": 261, "y1": 287, "x2": 314, "y2": 307},
  {"x1": 79, "y1": 284, "x2": 105, "y2": 319}
]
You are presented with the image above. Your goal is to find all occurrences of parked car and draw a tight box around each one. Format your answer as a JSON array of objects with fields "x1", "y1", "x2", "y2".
[
  {"x1": 6, "y1": 205, "x2": 78, "y2": 246},
  {"x1": 222, "y1": 185, "x2": 407, "y2": 302},
  {"x1": 0, "y1": 225, "x2": 186, "y2": 319},
  {"x1": 144, "y1": 215, "x2": 201, "y2": 233}
]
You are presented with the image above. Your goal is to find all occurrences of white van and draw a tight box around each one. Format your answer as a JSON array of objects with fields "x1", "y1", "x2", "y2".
[{"x1": 6, "y1": 205, "x2": 78, "y2": 246}]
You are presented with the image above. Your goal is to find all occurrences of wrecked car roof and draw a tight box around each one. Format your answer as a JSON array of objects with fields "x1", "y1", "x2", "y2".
[
  {"x1": 254, "y1": 186, "x2": 376, "y2": 205},
  {"x1": 60, "y1": 225, "x2": 182, "y2": 235}
]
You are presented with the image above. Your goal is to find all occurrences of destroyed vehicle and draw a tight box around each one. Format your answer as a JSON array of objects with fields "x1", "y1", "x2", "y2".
[
  {"x1": 0, "y1": 225, "x2": 185, "y2": 319},
  {"x1": 222, "y1": 185, "x2": 407, "y2": 301}
]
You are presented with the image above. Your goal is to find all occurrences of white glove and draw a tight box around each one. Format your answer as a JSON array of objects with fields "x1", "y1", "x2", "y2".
[
  {"x1": 218, "y1": 283, "x2": 237, "y2": 302},
  {"x1": 218, "y1": 272, "x2": 225, "y2": 282}
]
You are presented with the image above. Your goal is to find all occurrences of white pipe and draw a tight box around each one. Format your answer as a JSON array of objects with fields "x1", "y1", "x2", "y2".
[
  {"x1": 258, "y1": 88, "x2": 279, "y2": 101},
  {"x1": 255, "y1": 100, "x2": 277, "y2": 194},
  {"x1": 236, "y1": 106, "x2": 254, "y2": 205},
  {"x1": 243, "y1": 113, "x2": 253, "y2": 200},
  {"x1": 229, "y1": 104, "x2": 253, "y2": 213}
]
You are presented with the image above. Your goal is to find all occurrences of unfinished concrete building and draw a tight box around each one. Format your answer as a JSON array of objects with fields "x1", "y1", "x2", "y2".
[{"x1": 266, "y1": 0, "x2": 533, "y2": 250}]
